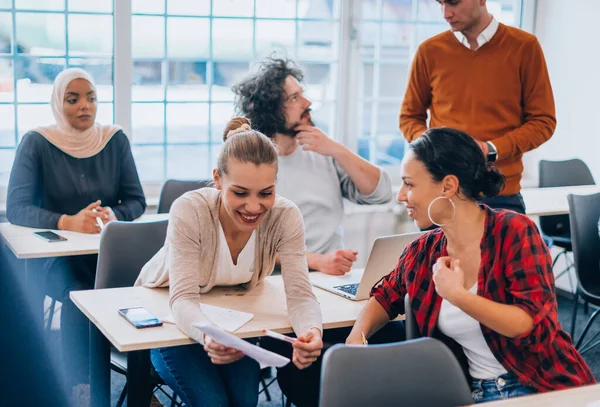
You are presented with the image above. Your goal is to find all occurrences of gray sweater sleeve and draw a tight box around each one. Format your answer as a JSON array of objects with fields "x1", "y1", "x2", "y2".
[
  {"x1": 166, "y1": 197, "x2": 211, "y2": 344},
  {"x1": 334, "y1": 161, "x2": 393, "y2": 205},
  {"x1": 277, "y1": 205, "x2": 323, "y2": 335}
]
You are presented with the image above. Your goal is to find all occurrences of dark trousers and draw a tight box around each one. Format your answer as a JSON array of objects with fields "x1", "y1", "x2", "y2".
[
  {"x1": 263, "y1": 321, "x2": 406, "y2": 407},
  {"x1": 43, "y1": 254, "x2": 98, "y2": 389},
  {"x1": 479, "y1": 193, "x2": 526, "y2": 214}
]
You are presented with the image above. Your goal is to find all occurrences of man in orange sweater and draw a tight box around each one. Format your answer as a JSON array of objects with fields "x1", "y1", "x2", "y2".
[{"x1": 400, "y1": 0, "x2": 556, "y2": 214}]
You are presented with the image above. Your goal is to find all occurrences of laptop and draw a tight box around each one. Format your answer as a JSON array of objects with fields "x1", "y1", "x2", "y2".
[{"x1": 310, "y1": 232, "x2": 424, "y2": 301}]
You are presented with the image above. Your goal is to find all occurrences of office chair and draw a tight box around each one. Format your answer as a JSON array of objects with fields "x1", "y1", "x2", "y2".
[
  {"x1": 568, "y1": 192, "x2": 600, "y2": 354},
  {"x1": 157, "y1": 179, "x2": 209, "y2": 214},
  {"x1": 95, "y1": 219, "x2": 181, "y2": 407},
  {"x1": 539, "y1": 159, "x2": 595, "y2": 293},
  {"x1": 319, "y1": 338, "x2": 474, "y2": 407}
]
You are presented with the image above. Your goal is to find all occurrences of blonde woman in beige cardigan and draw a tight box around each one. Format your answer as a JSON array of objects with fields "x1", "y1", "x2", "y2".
[{"x1": 136, "y1": 117, "x2": 323, "y2": 407}]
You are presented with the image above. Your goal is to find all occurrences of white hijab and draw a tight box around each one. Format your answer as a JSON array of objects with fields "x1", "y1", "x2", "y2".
[{"x1": 34, "y1": 68, "x2": 121, "y2": 159}]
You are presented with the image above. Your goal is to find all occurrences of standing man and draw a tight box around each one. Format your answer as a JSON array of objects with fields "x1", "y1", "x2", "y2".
[
  {"x1": 233, "y1": 57, "x2": 393, "y2": 275},
  {"x1": 400, "y1": 0, "x2": 556, "y2": 214}
]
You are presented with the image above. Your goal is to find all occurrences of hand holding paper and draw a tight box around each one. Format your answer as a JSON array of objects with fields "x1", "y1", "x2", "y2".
[
  {"x1": 204, "y1": 335, "x2": 245, "y2": 365},
  {"x1": 195, "y1": 323, "x2": 290, "y2": 369}
]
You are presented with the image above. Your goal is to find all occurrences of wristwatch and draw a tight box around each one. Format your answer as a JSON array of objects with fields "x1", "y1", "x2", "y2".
[{"x1": 486, "y1": 141, "x2": 498, "y2": 162}]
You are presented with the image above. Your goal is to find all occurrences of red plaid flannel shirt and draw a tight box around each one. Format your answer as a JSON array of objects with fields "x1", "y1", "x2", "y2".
[{"x1": 371, "y1": 206, "x2": 595, "y2": 391}]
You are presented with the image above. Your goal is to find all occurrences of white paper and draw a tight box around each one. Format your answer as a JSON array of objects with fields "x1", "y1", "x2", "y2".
[
  {"x1": 585, "y1": 401, "x2": 600, "y2": 407},
  {"x1": 162, "y1": 304, "x2": 254, "y2": 332},
  {"x1": 194, "y1": 323, "x2": 290, "y2": 369}
]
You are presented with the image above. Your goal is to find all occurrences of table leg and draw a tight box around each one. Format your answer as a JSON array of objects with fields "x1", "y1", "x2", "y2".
[
  {"x1": 90, "y1": 322, "x2": 110, "y2": 407},
  {"x1": 127, "y1": 349, "x2": 152, "y2": 407}
]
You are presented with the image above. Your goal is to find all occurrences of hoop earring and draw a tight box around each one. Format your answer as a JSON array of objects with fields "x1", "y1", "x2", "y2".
[{"x1": 427, "y1": 196, "x2": 456, "y2": 227}]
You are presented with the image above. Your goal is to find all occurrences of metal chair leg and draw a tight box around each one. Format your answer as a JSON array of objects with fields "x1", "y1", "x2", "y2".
[
  {"x1": 116, "y1": 384, "x2": 127, "y2": 407},
  {"x1": 575, "y1": 308, "x2": 600, "y2": 349},
  {"x1": 46, "y1": 298, "x2": 56, "y2": 333},
  {"x1": 571, "y1": 292, "x2": 579, "y2": 340},
  {"x1": 261, "y1": 377, "x2": 272, "y2": 401}
]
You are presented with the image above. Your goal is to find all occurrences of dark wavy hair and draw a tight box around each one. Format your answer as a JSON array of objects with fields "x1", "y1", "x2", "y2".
[
  {"x1": 409, "y1": 127, "x2": 506, "y2": 200},
  {"x1": 232, "y1": 57, "x2": 304, "y2": 138}
]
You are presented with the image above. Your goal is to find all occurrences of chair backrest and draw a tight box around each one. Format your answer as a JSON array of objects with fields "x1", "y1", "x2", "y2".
[
  {"x1": 404, "y1": 294, "x2": 419, "y2": 340},
  {"x1": 568, "y1": 192, "x2": 600, "y2": 294},
  {"x1": 319, "y1": 338, "x2": 473, "y2": 407},
  {"x1": 157, "y1": 179, "x2": 209, "y2": 214},
  {"x1": 95, "y1": 220, "x2": 168, "y2": 289},
  {"x1": 539, "y1": 159, "x2": 595, "y2": 237}
]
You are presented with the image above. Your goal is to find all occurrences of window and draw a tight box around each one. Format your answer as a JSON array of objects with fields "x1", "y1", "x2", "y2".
[
  {"x1": 0, "y1": 0, "x2": 525, "y2": 194},
  {"x1": 0, "y1": 0, "x2": 114, "y2": 185},
  {"x1": 355, "y1": 0, "x2": 523, "y2": 167},
  {"x1": 129, "y1": 0, "x2": 341, "y2": 183}
]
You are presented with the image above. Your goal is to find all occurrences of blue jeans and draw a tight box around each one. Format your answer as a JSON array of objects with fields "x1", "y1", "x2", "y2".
[
  {"x1": 151, "y1": 344, "x2": 260, "y2": 407},
  {"x1": 471, "y1": 373, "x2": 537, "y2": 403}
]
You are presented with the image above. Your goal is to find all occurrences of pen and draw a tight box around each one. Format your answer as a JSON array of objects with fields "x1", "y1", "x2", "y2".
[
  {"x1": 92, "y1": 208, "x2": 104, "y2": 230},
  {"x1": 263, "y1": 329, "x2": 298, "y2": 344},
  {"x1": 361, "y1": 331, "x2": 368, "y2": 345}
]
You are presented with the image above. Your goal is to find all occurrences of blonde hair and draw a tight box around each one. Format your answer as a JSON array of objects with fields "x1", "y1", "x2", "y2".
[{"x1": 217, "y1": 117, "x2": 278, "y2": 176}]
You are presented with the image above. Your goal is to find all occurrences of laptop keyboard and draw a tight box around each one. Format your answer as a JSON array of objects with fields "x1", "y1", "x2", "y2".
[{"x1": 333, "y1": 283, "x2": 359, "y2": 296}]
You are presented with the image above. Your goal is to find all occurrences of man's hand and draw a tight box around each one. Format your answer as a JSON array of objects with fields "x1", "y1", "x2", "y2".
[
  {"x1": 317, "y1": 249, "x2": 358, "y2": 275},
  {"x1": 292, "y1": 328, "x2": 323, "y2": 370},
  {"x1": 95, "y1": 206, "x2": 118, "y2": 226},
  {"x1": 295, "y1": 125, "x2": 343, "y2": 157}
]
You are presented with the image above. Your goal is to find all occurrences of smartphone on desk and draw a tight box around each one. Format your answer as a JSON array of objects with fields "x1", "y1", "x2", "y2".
[
  {"x1": 34, "y1": 231, "x2": 68, "y2": 242},
  {"x1": 119, "y1": 307, "x2": 163, "y2": 329}
]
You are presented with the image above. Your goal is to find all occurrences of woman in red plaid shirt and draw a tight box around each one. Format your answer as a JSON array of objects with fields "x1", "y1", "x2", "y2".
[{"x1": 347, "y1": 127, "x2": 595, "y2": 403}]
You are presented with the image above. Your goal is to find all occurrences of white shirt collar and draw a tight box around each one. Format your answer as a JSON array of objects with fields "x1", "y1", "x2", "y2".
[{"x1": 453, "y1": 16, "x2": 499, "y2": 50}]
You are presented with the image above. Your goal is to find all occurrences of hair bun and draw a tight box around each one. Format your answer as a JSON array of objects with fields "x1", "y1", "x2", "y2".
[
  {"x1": 478, "y1": 165, "x2": 506, "y2": 198},
  {"x1": 223, "y1": 117, "x2": 251, "y2": 141}
]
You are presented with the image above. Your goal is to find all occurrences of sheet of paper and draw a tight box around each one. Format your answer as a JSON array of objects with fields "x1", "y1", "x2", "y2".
[
  {"x1": 194, "y1": 323, "x2": 290, "y2": 369},
  {"x1": 161, "y1": 303, "x2": 254, "y2": 332},
  {"x1": 585, "y1": 401, "x2": 600, "y2": 407}
]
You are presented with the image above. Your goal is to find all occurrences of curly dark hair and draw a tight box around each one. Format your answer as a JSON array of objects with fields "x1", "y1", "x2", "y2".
[{"x1": 232, "y1": 57, "x2": 304, "y2": 138}]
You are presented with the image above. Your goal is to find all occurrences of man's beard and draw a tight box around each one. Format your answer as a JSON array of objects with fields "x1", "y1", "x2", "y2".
[{"x1": 279, "y1": 109, "x2": 314, "y2": 137}]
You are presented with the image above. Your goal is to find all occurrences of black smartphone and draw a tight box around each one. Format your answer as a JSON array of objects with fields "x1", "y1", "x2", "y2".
[
  {"x1": 118, "y1": 307, "x2": 163, "y2": 329},
  {"x1": 34, "y1": 231, "x2": 68, "y2": 242}
]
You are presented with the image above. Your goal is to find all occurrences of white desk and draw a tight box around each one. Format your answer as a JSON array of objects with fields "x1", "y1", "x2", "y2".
[
  {"x1": 71, "y1": 275, "x2": 378, "y2": 407},
  {"x1": 0, "y1": 213, "x2": 169, "y2": 259},
  {"x1": 475, "y1": 383, "x2": 600, "y2": 406},
  {"x1": 522, "y1": 185, "x2": 600, "y2": 217}
]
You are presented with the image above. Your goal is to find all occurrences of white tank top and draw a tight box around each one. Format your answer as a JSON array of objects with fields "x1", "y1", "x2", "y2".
[
  {"x1": 437, "y1": 283, "x2": 508, "y2": 379},
  {"x1": 213, "y1": 222, "x2": 256, "y2": 287}
]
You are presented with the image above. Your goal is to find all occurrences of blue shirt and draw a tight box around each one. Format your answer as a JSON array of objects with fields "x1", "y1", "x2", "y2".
[{"x1": 7, "y1": 130, "x2": 146, "y2": 228}]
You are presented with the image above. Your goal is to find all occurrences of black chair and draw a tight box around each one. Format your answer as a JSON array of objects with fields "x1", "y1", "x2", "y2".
[
  {"x1": 404, "y1": 293, "x2": 419, "y2": 340},
  {"x1": 157, "y1": 179, "x2": 209, "y2": 214},
  {"x1": 94, "y1": 220, "x2": 181, "y2": 407},
  {"x1": 319, "y1": 338, "x2": 474, "y2": 407},
  {"x1": 567, "y1": 192, "x2": 600, "y2": 355},
  {"x1": 539, "y1": 159, "x2": 595, "y2": 292}
]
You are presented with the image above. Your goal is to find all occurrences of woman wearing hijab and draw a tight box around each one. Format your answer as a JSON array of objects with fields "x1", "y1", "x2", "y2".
[{"x1": 6, "y1": 68, "x2": 146, "y2": 400}]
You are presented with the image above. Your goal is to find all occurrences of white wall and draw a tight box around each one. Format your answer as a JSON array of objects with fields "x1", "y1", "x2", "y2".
[{"x1": 530, "y1": 0, "x2": 600, "y2": 182}]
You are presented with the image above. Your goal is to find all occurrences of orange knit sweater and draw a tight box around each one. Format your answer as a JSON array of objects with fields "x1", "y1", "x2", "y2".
[{"x1": 400, "y1": 23, "x2": 556, "y2": 196}]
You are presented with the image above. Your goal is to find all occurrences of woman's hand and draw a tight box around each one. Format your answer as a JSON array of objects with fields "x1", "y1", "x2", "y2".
[
  {"x1": 61, "y1": 200, "x2": 102, "y2": 234},
  {"x1": 95, "y1": 205, "x2": 118, "y2": 224},
  {"x1": 292, "y1": 328, "x2": 323, "y2": 370},
  {"x1": 204, "y1": 335, "x2": 245, "y2": 365},
  {"x1": 432, "y1": 256, "x2": 467, "y2": 305}
]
